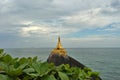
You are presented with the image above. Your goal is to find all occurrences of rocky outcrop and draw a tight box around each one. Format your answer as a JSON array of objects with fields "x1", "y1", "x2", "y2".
[
  {"x1": 47, "y1": 53, "x2": 85, "y2": 69},
  {"x1": 47, "y1": 37, "x2": 102, "y2": 80}
]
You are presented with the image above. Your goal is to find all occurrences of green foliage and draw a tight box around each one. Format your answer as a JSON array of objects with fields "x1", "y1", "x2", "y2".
[
  {"x1": 0, "y1": 49, "x2": 101, "y2": 80},
  {"x1": 58, "y1": 72, "x2": 69, "y2": 80}
]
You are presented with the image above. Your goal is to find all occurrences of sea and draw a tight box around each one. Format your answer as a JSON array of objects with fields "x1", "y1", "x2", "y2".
[{"x1": 4, "y1": 48, "x2": 120, "y2": 80}]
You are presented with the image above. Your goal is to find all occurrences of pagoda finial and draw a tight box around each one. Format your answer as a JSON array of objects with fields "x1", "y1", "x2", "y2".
[
  {"x1": 58, "y1": 36, "x2": 60, "y2": 43},
  {"x1": 56, "y1": 36, "x2": 63, "y2": 49}
]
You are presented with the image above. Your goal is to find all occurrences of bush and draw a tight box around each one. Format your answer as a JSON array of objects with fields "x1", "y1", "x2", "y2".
[{"x1": 0, "y1": 49, "x2": 100, "y2": 80}]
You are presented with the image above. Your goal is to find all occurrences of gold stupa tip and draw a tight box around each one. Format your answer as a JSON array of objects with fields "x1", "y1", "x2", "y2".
[
  {"x1": 56, "y1": 36, "x2": 63, "y2": 49},
  {"x1": 51, "y1": 37, "x2": 67, "y2": 56}
]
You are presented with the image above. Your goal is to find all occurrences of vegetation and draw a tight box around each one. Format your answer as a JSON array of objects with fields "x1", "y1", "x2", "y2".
[{"x1": 0, "y1": 49, "x2": 100, "y2": 80}]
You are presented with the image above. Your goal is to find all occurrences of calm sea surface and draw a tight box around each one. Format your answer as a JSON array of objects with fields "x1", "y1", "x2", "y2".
[{"x1": 4, "y1": 48, "x2": 120, "y2": 80}]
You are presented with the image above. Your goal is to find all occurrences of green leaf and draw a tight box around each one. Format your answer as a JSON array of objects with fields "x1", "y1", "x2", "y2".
[
  {"x1": 42, "y1": 75, "x2": 56, "y2": 80},
  {"x1": 88, "y1": 71, "x2": 99, "y2": 78},
  {"x1": 18, "y1": 63, "x2": 28, "y2": 69},
  {"x1": 27, "y1": 73, "x2": 39, "y2": 77},
  {"x1": 32, "y1": 62, "x2": 41, "y2": 74},
  {"x1": 18, "y1": 57, "x2": 27, "y2": 64},
  {"x1": 3, "y1": 54, "x2": 13, "y2": 63},
  {"x1": 7, "y1": 67, "x2": 22, "y2": 77},
  {"x1": 14, "y1": 62, "x2": 19, "y2": 68},
  {"x1": 0, "y1": 74, "x2": 12, "y2": 80},
  {"x1": 23, "y1": 68, "x2": 35, "y2": 73},
  {"x1": 33, "y1": 56, "x2": 38, "y2": 62},
  {"x1": 32, "y1": 62, "x2": 50, "y2": 76},
  {"x1": 0, "y1": 49, "x2": 4, "y2": 54},
  {"x1": 58, "y1": 72, "x2": 69, "y2": 80},
  {"x1": 0, "y1": 49, "x2": 5, "y2": 59},
  {"x1": 84, "y1": 67, "x2": 92, "y2": 73},
  {"x1": 0, "y1": 62, "x2": 7, "y2": 70},
  {"x1": 23, "y1": 75, "x2": 33, "y2": 80}
]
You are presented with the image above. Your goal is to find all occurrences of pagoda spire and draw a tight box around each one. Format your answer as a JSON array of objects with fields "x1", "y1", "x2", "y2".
[
  {"x1": 51, "y1": 36, "x2": 67, "y2": 56},
  {"x1": 56, "y1": 36, "x2": 63, "y2": 49}
]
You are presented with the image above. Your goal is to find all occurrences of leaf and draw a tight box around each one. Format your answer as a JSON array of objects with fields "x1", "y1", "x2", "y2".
[
  {"x1": 58, "y1": 72, "x2": 69, "y2": 80},
  {"x1": 32, "y1": 62, "x2": 41, "y2": 74},
  {"x1": 23, "y1": 75, "x2": 33, "y2": 80},
  {"x1": 8, "y1": 67, "x2": 22, "y2": 77},
  {"x1": 4, "y1": 65, "x2": 22, "y2": 77},
  {"x1": 0, "y1": 49, "x2": 4, "y2": 54},
  {"x1": 33, "y1": 56, "x2": 38, "y2": 62},
  {"x1": 88, "y1": 71, "x2": 99, "y2": 78},
  {"x1": 18, "y1": 63, "x2": 28, "y2": 69},
  {"x1": 32, "y1": 62, "x2": 50, "y2": 76},
  {"x1": 0, "y1": 74, "x2": 12, "y2": 80},
  {"x1": 14, "y1": 62, "x2": 19, "y2": 68},
  {"x1": 84, "y1": 67, "x2": 92, "y2": 73},
  {"x1": 3, "y1": 54, "x2": 13, "y2": 63},
  {"x1": 42, "y1": 75, "x2": 56, "y2": 80},
  {"x1": 23, "y1": 68, "x2": 35, "y2": 73},
  {"x1": 0, "y1": 49, "x2": 4, "y2": 59},
  {"x1": 0, "y1": 62, "x2": 7, "y2": 70},
  {"x1": 19, "y1": 57, "x2": 27, "y2": 64},
  {"x1": 27, "y1": 73, "x2": 39, "y2": 77}
]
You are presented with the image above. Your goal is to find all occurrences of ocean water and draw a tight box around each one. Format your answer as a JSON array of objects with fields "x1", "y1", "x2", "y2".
[{"x1": 4, "y1": 48, "x2": 120, "y2": 80}]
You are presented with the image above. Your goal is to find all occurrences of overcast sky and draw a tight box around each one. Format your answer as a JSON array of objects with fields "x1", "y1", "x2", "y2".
[{"x1": 0, "y1": 0, "x2": 120, "y2": 48}]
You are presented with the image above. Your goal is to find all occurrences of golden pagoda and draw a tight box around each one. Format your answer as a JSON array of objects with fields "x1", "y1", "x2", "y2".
[{"x1": 51, "y1": 37, "x2": 67, "y2": 56}]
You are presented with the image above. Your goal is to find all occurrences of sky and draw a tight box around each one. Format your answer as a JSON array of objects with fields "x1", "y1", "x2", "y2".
[{"x1": 0, "y1": 0, "x2": 120, "y2": 48}]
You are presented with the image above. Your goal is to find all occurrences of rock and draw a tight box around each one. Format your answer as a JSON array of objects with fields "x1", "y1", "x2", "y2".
[
  {"x1": 47, "y1": 37, "x2": 102, "y2": 80},
  {"x1": 47, "y1": 53, "x2": 85, "y2": 69}
]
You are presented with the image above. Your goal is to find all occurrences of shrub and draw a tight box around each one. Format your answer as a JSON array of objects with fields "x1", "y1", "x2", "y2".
[{"x1": 0, "y1": 49, "x2": 100, "y2": 80}]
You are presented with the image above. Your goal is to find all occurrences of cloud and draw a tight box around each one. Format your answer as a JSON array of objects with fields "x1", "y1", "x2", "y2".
[
  {"x1": 63, "y1": 7, "x2": 120, "y2": 29},
  {"x1": 0, "y1": 0, "x2": 120, "y2": 48},
  {"x1": 19, "y1": 22, "x2": 80, "y2": 37},
  {"x1": 20, "y1": 26, "x2": 48, "y2": 37},
  {"x1": 110, "y1": 0, "x2": 120, "y2": 9}
]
